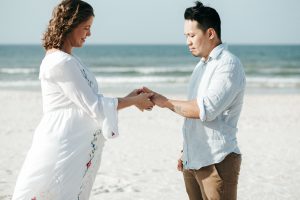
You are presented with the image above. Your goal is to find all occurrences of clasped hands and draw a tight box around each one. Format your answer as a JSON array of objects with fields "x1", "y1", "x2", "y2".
[{"x1": 126, "y1": 86, "x2": 168, "y2": 111}]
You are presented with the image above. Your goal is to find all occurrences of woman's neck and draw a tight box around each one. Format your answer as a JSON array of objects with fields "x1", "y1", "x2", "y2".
[
  {"x1": 61, "y1": 46, "x2": 72, "y2": 55},
  {"x1": 61, "y1": 41, "x2": 72, "y2": 55}
]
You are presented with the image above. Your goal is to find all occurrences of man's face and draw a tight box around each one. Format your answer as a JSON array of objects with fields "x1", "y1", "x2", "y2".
[{"x1": 184, "y1": 20, "x2": 210, "y2": 58}]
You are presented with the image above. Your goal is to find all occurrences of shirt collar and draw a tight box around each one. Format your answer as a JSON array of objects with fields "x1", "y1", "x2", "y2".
[{"x1": 201, "y1": 43, "x2": 226, "y2": 63}]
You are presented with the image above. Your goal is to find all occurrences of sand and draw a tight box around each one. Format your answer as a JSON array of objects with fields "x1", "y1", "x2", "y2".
[{"x1": 0, "y1": 89, "x2": 300, "y2": 200}]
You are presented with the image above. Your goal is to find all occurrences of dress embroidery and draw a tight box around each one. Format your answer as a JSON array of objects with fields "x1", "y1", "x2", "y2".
[
  {"x1": 80, "y1": 68, "x2": 93, "y2": 88},
  {"x1": 30, "y1": 190, "x2": 55, "y2": 200},
  {"x1": 77, "y1": 129, "x2": 102, "y2": 199}
]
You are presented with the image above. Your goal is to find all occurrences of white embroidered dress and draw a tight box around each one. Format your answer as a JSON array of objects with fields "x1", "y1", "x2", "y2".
[{"x1": 12, "y1": 51, "x2": 119, "y2": 200}]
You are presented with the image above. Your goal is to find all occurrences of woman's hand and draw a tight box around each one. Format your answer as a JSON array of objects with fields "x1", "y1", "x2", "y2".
[
  {"x1": 133, "y1": 92, "x2": 155, "y2": 111},
  {"x1": 125, "y1": 88, "x2": 143, "y2": 98},
  {"x1": 117, "y1": 90, "x2": 154, "y2": 111}
]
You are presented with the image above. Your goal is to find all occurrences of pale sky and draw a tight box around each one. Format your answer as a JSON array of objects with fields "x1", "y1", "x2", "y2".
[{"x1": 1, "y1": 0, "x2": 300, "y2": 45}]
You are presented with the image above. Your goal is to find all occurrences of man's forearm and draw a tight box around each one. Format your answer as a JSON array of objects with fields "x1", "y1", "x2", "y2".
[{"x1": 164, "y1": 99, "x2": 200, "y2": 118}]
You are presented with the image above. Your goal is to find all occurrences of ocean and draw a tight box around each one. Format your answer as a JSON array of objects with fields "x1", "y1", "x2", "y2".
[{"x1": 0, "y1": 44, "x2": 300, "y2": 93}]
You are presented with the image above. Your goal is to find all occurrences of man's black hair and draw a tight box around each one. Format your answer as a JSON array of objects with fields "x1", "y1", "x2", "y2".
[{"x1": 184, "y1": 1, "x2": 221, "y2": 40}]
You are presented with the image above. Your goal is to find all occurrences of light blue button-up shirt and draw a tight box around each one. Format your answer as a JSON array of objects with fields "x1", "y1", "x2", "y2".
[{"x1": 183, "y1": 44, "x2": 246, "y2": 169}]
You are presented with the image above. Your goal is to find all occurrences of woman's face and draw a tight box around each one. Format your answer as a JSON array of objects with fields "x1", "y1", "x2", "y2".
[{"x1": 66, "y1": 16, "x2": 94, "y2": 48}]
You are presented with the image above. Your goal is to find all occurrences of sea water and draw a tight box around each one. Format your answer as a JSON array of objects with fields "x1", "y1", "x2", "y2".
[{"x1": 1, "y1": 44, "x2": 299, "y2": 93}]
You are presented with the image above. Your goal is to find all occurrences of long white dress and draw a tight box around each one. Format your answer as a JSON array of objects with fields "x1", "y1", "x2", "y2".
[{"x1": 12, "y1": 51, "x2": 119, "y2": 200}]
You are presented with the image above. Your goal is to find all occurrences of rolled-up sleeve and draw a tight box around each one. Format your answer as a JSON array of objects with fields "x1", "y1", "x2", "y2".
[
  {"x1": 197, "y1": 62, "x2": 244, "y2": 122},
  {"x1": 46, "y1": 58, "x2": 119, "y2": 139}
]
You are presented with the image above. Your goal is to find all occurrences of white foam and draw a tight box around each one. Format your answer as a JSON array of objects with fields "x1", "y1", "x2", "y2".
[
  {"x1": 96, "y1": 76, "x2": 189, "y2": 84},
  {"x1": 0, "y1": 80, "x2": 40, "y2": 87},
  {"x1": 246, "y1": 76, "x2": 300, "y2": 88},
  {"x1": 1, "y1": 76, "x2": 300, "y2": 89},
  {"x1": 0, "y1": 68, "x2": 38, "y2": 74},
  {"x1": 89, "y1": 66, "x2": 194, "y2": 74}
]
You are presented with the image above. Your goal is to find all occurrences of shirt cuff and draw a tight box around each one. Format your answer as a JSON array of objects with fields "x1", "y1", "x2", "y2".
[
  {"x1": 101, "y1": 97, "x2": 119, "y2": 139},
  {"x1": 197, "y1": 96, "x2": 206, "y2": 122}
]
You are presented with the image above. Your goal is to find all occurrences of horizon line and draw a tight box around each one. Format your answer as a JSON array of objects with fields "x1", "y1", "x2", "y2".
[{"x1": 1, "y1": 43, "x2": 300, "y2": 46}]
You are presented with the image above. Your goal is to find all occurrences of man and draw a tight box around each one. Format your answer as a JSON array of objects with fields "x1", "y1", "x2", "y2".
[{"x1": 143, "y1": 1, "x2": 246, "y2": 200}]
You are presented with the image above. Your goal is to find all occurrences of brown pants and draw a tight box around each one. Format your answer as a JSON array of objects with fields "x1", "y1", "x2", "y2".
[{"x1": 183, "y1": 153, "x2": 241, "y2": 200}]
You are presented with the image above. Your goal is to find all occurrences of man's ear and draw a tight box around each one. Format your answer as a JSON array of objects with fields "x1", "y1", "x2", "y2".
[{"x1": 207, "y1": 28, "x2": 215, "y2": 40}]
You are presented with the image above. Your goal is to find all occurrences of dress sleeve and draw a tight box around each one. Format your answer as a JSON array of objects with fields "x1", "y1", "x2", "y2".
[
  {"x1": 197, "y1": 62, "x2": 245, "y2": 122},
  {"x1": 46, "y1": 57, "x2": 119, "y2": 139}
]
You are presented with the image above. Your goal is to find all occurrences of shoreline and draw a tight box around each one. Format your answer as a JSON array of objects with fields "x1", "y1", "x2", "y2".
[{"x1": 1, "y1": 84, "x2": 300, "y2": 95}]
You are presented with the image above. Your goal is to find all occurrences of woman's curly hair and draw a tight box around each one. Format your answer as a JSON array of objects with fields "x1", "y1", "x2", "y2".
[{"x1": 42, "y1": 0, "x2": 94, "y2": 50}]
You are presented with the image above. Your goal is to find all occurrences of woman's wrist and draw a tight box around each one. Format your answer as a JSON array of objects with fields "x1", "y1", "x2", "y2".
[{"x1": 117, "y1": 96, "x2": 136, "y2": 110}]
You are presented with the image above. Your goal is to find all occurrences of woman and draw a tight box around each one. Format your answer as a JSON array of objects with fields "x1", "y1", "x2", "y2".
[{"x1": 12, "y1": 0, "x2": 154, "y2": 199}]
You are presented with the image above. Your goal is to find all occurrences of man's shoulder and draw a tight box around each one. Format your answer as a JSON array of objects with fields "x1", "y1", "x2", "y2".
[
  {"x1": 218, "y1": 49, "x2": 241, "y2": 65},
  {"x1": 214, "y1": 49, "x2": 245, "y2": 77}
]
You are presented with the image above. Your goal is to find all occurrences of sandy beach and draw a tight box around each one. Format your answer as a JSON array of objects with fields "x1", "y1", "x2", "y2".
[{"x1": 1, "y1": 88, "x2": 300, "y2": 200}]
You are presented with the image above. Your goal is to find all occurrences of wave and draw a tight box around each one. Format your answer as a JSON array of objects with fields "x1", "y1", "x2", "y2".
[
  {"x1": 0, "y1": 68, "x2": 38, "y2": 74},
  {"x1": 245, "y1": 67, "x2": 300, "y2": 76},
  {"x1": 90, "y1": 66, "x2": 194, "y2": 74},
  {"x1": 97, "y1": 75, "x2": 300, "y2": 87},
  {"x1": 0, "y1": 66, "x2": 194, "y2": 76},
  {"x1": 96, "y1": 76, "x2": 189, "y2": 83},
  {"x1": 1, "y1": 74, "x2": 300, "y2": 89},
  {"x1": 1, "y1": 66, "x2": 300, "y2": 78},
  {"x1": 0, "y1": 80, "x2": 40, "y2": 87},
  {"x1": 246, "y1": 77, "x2": 300, "y2": 88}
]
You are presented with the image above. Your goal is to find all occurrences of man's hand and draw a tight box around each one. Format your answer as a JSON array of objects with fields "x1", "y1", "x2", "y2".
[
  {"x1": 142, "y1": 87, "x2": 168, "y2": 108},
  {"x1": 177, "y1": 151, "x2": 183, "y2": 172}
]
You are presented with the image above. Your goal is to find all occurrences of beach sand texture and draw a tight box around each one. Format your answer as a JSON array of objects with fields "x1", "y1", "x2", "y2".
[{"x1": 1, "y1": 89, "x2": 300, "y2": 200}]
